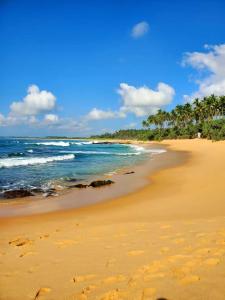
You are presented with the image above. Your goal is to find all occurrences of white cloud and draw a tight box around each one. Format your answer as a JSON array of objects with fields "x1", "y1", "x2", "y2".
[
  {"x1": 131, "y1": 21, "x2": 149, "y2": 38},
  {"x1": 182, "y1": 44, "x2": 225, "y2": 100},
  {"x1": 118, "y1": 82, "x2": 175, "y2": 116},
  {"x1": 85, "y1": 82, "x2": 174, "y2": 120},
  {"x1": 44, "y1": 114, "x2": 59, "y2": 123},
  {"x1": 86, "y1": 108, "x2": 125, "y2": 120},
  {"x1": 10, "y1": 84, "x2": 56, "y2": 116}
]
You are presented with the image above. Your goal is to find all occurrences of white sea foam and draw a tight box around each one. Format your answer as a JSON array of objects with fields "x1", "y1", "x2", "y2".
[
  {"x1": 128, "y1": 144, "x2": 166, "y2": 155},
  {"x1": 71, "y1": 141, "x2": 93, "y2": 145},
  {"x1": 27, "y1": 149, "x2": 33, "y2": 153},
  {"x1": 0, "y1": 154, "x2": 75, "y2": 168},
  {"x1": 25, "y1": 141, "x2": 70, "y2": 147}
]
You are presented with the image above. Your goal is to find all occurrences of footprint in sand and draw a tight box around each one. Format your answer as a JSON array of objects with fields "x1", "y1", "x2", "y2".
[
  {"x1": 72, "y1": 274, "x2": 97, "y2": 283},
  {"x1": 3, "y1": 271, "x2": 19, "y2": 277},
  {"x1": 27, "y1": 265, "x2": 40, "y2": 273},
  {"x1": 183, "y1": 258, "x2": 201, "y2": 268},
  {"x1": 195, "y1": 247, "x2": 211, "y2": 255},
  {"x1": 82, "y1": 285, "x2": 98, "y2": 293},
  {"x1": 139, "y1": 261, "x2": 164, "y2": 274},
  {"x1": 34, "y1": 287, "x2": 51, "y2": 299},
  {"x1": 19, "y1": 251, "x2": 37, "y2": 258},
  {"x1": 9, "y1": 237, "x2": 32, "y2": 247},
  {"x1": 167, "y1": 254, "x2": 189, "y2": 263},
  {"x1": 102, "y1": 275, "x2": 126, "y2": 284},
  {"x1": 128, "y1": 275, "x2": 140, "y2": 287},
  {"x1": 179, "y1": 275, "x2": 200, "y2": 285},
  {"x1": 204, "y1": 258, "x2": 220, "y2": 266},
  {"x1": 128, "y1": 250, "x2": 145, "y2": 256},
  {"x1": 39, "y1": 234, "x2": 49, "y2": 239},
  {"x1": 55, "y1": 239, "x2": 78, "y2": 248},
  {"x1": 105, "y1": 258, "x2": 116, "y2": 268}
]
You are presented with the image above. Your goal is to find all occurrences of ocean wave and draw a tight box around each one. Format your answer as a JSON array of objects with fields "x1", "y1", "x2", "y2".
[
  {"x1": 25, "y1": 141, "x2": 70, "y2": 147},
  {"x1": 128, "y1": 144, "x2": 166, "y2": 155},
  {"x1": 60, "y1": 150, "x2": 140, "y2": 156},
  {"x1": 0, "y1": 154, "x2": 75, "y2": 168},
  {"x1": 27, "y1": 149, "x2": 33, "y2": 153},
  {"x1": 71, "y1": 141, "x2": 93, "y2": 145}
]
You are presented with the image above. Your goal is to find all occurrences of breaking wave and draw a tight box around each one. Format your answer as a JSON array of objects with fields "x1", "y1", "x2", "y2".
[
  {"x1": 25, "y1": 141, "x2": 70, "y2": 147},
  {"x1": 0, "y1": 154, "x2": 75, "y2": 168}
]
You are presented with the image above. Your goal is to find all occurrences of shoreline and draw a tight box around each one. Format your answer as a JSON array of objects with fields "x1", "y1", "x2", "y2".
[
  {"x1": 0, "y1": 139, "x2": 225, "y2": 300},
  {"x1": 0, "y1": 141, "x2": 188, "y2": 218}
]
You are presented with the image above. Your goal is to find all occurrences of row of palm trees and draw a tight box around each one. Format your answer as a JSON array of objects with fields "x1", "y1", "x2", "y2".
[{"x1": 142, "y1": 95, "x2": 225, "y2": 129}]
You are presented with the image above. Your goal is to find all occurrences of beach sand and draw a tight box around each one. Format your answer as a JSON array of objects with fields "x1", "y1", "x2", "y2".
[{"x1": 0, "y1": 139, "x2": 225, "y2": 300}]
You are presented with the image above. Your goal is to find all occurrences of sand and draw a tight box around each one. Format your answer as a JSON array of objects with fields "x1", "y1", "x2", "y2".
[{"x1": 0, "y1": 139, "x2": 225, "y2": 300}]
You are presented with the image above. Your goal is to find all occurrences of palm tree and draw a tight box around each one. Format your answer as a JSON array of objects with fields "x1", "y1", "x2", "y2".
[
  {"x1": 183, "y1": 103, "x2": 193, "y2": 127},
  {"x1": 193, "y1": 98, "x2": 204, "y2": 124},
  {"x1": 142, "y1": 120, "x2": 148, "y2": 128}
]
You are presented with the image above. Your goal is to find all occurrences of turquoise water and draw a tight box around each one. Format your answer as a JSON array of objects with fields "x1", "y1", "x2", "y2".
[{"x1": 0, "y1": 138, "x2": 165, "y2": 196}]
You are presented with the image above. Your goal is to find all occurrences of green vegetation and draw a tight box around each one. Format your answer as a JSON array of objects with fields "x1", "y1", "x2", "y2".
[{"x1": 91, "y1": 95, "x2": 225, "y2": 141}]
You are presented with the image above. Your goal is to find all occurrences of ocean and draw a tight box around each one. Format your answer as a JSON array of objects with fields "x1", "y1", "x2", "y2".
[{"x1": 0, "y1": 138, "x2": 165, "y2": 198}]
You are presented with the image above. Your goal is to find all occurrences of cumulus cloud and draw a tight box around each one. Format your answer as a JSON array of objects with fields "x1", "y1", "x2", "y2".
[
  {"x1": 44, "y1": 114, "x2": 59, "y2": 123},
  {"x1": 131, "y1": 21, "x2": 149, "y2": 38},
  {"x1": 182, "y1": 44, "x2": 225, "y2": 100},
  {"x1": 86, "y1": 108, "x2": 125, "y2": 120},
  {"x1": 118, "y1": 82, "x2": 175, "y2": 116},
  {"x1": 10, "y1": 84, "x2": 56, "y2": 116},
  {"x1": 85, "y1": 82, "x2": 175, "y2": 120}
]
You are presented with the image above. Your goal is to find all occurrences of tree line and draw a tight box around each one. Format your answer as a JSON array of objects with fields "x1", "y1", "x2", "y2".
[{"x1": 91, "y1": 95, "x2": 225, "y2": 141}]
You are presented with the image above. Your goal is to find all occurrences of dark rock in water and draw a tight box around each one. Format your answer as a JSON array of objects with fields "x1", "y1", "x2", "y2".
[
  {"x1": 69, "y1": 184, "x2": 88, "y2": 189},
  {"x1": 89, "y1": 180, "x2": 114, "y2": 188},
  {"x1": 124, "y1": 171, "x2": 135, "y2": 175},
  {"x1": 3, "y1": 189, "x2": 34, "y2": 199}
]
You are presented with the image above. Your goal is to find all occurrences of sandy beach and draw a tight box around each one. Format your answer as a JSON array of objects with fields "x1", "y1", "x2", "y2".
[{"x1": 0, "y1": 139, "x2": 225, "y2": 300}]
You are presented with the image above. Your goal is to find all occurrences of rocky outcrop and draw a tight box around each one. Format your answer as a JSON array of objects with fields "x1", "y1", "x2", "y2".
[
  {"x1": 89, "y1": 180, "x2": 114, "y2": 188},
  {"x1": 3, "y1": 189, "x2": 34, "y2": 199},
  {"x1": 69, "y1": 184, "x2": 88, "y2": 189}
]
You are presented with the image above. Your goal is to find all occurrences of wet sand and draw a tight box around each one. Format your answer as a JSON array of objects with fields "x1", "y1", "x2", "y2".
[{"x1": 0, "y1": 139, "x2": 225, "y2": 300}]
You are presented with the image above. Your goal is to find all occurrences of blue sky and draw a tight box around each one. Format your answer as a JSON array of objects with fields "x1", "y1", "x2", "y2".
[{"x1": 0, "y1": 0, "x2": 225, "y2": 136}]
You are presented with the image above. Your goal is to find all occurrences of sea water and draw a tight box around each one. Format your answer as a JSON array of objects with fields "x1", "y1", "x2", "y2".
[{"x1": 0, "y1": 138, "x2": 165, "y2": 197}]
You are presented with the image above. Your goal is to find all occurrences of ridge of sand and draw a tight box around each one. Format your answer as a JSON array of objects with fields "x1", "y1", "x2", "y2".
[{"x1": 0, "y1": 139, "x2": 225, "y2": 300}]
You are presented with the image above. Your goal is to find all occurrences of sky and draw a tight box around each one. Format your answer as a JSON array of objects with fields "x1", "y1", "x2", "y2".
[{"x1": 0, "y1": 0, "x2": 225, "y2": 136}]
